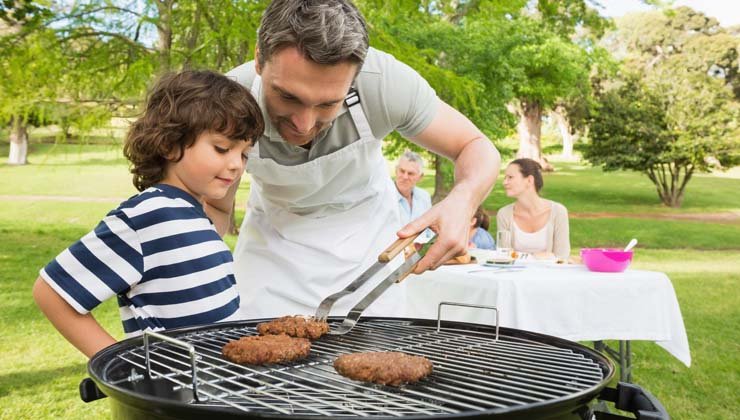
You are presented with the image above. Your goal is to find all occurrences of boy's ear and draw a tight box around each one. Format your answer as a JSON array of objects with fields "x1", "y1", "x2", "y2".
[{"x1": 164, "y1": 146, "x2": 181, "y2": 162}]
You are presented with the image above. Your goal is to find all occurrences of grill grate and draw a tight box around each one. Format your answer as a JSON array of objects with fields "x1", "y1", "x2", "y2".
[{"x1": 105, "y1": 319, "x2": 607, "y2": 417}]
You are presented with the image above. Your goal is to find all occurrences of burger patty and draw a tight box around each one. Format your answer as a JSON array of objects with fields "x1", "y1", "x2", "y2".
[
  {"x1": 222, "y1": 334, "x2": 311, "y2": 365},
  {"x1": 334, "y1": 352, "x2": 433, "y2": 386},
  {"x1": 257, "y1": 315, "x2": 330, "y2": 340}
]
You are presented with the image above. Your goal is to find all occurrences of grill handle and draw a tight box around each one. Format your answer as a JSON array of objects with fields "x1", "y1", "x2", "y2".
[
  {"x1": 437, "y1": 302, "x2": 499, "y2": 341},
  {"x1": 596, "y1": 382, "x2": 670, "y2": 420},
  {"x1": 79, "y1": 377, "x2": 107, "y2": 402},
  {"x1": 144, "y1": 330, "x2": 201, "y2": 402}
]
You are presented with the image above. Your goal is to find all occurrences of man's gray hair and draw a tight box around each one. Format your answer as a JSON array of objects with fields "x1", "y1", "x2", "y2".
[
  {"x1": 257, "y1": 0, "x2": 369, "y2": 67},
  {"x1": 399, "y1": 150, "x2": 425, "y2": 172}
]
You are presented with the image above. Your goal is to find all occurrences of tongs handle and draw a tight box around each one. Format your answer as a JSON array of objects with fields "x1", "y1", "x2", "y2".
[{"x1": 378, "y1": 232, "x2": 422, "y2": 262}]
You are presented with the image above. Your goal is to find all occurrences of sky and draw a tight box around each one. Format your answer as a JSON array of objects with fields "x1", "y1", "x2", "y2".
[{"x1": 596, "y1": 0, "x2": 740, "y2": 28}]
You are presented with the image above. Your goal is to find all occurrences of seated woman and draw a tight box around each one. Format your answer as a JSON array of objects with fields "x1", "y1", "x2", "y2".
[
  {"x1": 469, "y1": 206, "x2": 495, "y2": 250},
  {"x1": 496, "y1": 158, "x2": 570, "y2": 259}
]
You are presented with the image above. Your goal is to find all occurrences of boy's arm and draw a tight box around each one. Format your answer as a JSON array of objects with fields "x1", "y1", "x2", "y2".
[{"x1": 33, "y1": 277, "x2": 117, "y2": 358}]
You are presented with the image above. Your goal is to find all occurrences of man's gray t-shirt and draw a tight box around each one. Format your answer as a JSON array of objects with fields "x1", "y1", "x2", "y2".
[{"x1": 226, "y1": 47, "x2": 439, "y2": 166}]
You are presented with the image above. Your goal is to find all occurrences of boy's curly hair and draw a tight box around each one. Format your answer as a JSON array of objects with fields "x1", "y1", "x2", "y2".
[{"x1": 124, "y1": 70, "x2": 264, "y2": 191}]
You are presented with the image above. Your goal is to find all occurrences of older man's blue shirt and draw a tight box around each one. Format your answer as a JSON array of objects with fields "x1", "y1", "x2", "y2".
[{"x1": 396, "y1": 186, "x2": 433, "y2": 240}]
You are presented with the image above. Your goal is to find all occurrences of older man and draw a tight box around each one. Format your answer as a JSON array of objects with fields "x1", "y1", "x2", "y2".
[{"x1": 394, "y1": 151, "x2": 432, "y2": 240}]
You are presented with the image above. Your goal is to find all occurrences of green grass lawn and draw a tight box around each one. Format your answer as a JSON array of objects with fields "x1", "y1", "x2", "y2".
[{"x1": 1, "y1": 143, "x2": 738, "y2": 419}]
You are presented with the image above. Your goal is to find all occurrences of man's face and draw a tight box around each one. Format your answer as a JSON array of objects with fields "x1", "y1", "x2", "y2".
[
  {"x1": 395, "y1": 158, "x2": 423, "y2": 196},
  {"x1": 256, "y1": 47, "x2": 358, "y2": 146}
]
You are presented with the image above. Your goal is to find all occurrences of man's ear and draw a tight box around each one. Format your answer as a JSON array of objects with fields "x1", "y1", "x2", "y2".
[
  {"x1": 254, "y1": 44, "x2": 262, "y2": 75},
  {"x1": 470, "y1": 217, "x2": 477, "y2": 228}
]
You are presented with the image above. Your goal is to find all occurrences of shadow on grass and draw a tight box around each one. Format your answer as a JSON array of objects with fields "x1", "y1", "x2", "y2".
[{"x1": 0, "y1": 363, "x2": 88, "y2": 398}]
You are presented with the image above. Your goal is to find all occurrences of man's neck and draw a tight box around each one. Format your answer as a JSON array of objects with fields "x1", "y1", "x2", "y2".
[
  {"x1": 398, "y1": 185, "x2": 414, "y2": 197},
  {"x1": 399, "y1": 187, "x2": 414, "y2": 207}
]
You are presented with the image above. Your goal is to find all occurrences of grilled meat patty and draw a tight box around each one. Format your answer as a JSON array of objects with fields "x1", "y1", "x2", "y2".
[
  {"x1": 222, "y1": 334, "x2": 311, "y2": 365},
  {"x1": 334, "y1": 351, "x2": 433, "y2": 386},
  {"x1": 257, "y1": 315, "x2": 330, "y2": 340}
]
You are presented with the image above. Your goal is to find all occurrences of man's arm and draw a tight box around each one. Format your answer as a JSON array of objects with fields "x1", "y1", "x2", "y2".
[
  {"x1": 32, "y1": 277, "x2": 117, "y2": 358},
  {"x1": 204, "y1": 177, "x2": 242, "y2": 237},
  {"x1": 401, "y1": 100, "x2": 500, "y2": 273}
]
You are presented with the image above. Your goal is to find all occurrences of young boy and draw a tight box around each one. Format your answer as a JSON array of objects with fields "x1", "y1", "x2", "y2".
[{"x1": 32, "y1": 70, "x2": 264, "y2": 357}]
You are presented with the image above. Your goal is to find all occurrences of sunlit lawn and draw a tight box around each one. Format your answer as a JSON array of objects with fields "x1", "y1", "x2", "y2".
[{"x1": 0, "y1": 143, "x2": 738, "y2": 419}]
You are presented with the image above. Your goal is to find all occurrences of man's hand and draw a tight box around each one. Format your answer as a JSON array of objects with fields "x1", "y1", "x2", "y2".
[
  {"x1": 205, "y1": 176, "x2": 242, "y2": 237},
  {"x1": 397, "y1": 188, "x2": 477, "y2": 274},
  {"x1": 403, "y1": 100, "x2": 501, "y2": 274}
]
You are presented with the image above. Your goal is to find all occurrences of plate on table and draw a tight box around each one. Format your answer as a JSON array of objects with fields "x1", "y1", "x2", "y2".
[{"x1": 483, "y1": 257, "x2": 516, "y2": 266}]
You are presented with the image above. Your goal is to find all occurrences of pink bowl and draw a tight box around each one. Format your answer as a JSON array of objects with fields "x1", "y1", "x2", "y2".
[{"x1": 580, "y1": 248, "x2": 634, "y2": 273}]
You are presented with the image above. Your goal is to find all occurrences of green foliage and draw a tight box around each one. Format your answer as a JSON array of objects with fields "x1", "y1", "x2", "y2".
[
  {"x1": 610, "y1": 7, "x2": 740, "y2": 98},
  {"x1": 536, "y1": 0, "x2": 612, "y2": 39},
  {"x1": 1, "y1": 0, "x2": 267, "y2": 141},
  {"x1": 585, "y1": 77, "x2": 669, "y2": 171},
  {"x1": 0, "y1": 0, "x2": 51, "y2": 27},
  {"x1": 588, "y1": 7, "x2": 740, "y2": 206},
  {"x1": 508, "y1": 25, "x2": 591, "y2": 109},
  {"x1": 0, "y1": 27, "x2": 63, "y2": 127}
]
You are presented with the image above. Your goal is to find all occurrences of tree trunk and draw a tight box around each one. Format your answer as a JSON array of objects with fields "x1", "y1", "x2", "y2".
[
  {"x1": 155, "y1": 0, "x2": 174, "y2": 72},
  {"x1": 516, "y1": 100, "x2": 553, "y2": 171},
  {"x1": 432, "y1": 154, "x2": 452, "y2": 204},
  {"x1": 646, "y1": 163, "x2": 693, "y2": 208},
  {"x1": 182, "y1": 5, "x2": 202, "y2": 70},
  {"x1": 553, "y1": 107, "x2": 574, "y2": 160},
  {"x1": 7, "y1": 119, "x2": 28, "y2": 165}
]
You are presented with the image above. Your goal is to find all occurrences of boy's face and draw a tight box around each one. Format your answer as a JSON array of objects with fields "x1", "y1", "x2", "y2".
[{"x1": 162, "y1": 131, "x2": 252, "y2": 201}]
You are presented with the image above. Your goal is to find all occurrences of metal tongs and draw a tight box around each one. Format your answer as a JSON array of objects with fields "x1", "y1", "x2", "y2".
[{"x1": 315, "y1": 232, "x2": 435, "y2": 335}]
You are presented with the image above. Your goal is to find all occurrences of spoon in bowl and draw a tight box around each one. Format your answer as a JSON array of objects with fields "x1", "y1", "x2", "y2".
[{"x1": 624, "y1": 238, "x2": 638, "y2": 252}]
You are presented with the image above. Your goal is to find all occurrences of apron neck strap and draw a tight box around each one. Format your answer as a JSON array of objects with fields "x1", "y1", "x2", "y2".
[{"x1": 344, "y1": 87, "x2": 373, "y2": 139}]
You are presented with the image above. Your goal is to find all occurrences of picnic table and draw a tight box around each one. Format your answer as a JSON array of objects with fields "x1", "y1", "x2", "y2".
[{"x1": 404, "y1": 262, "x2": 691, "y2": 382}]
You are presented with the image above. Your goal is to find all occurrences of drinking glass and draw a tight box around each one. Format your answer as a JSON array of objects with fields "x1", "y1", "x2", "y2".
[{"x1": 496, "y1": 230, "x2": 512, "y2": 255}]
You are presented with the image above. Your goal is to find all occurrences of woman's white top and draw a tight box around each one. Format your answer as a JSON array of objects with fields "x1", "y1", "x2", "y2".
[
  {"x1": 496, "y1": 199, "x2": 571, "y2": 259},
  {"x1": 512, "y1": 221, "x2": 549, "y2": 253}
]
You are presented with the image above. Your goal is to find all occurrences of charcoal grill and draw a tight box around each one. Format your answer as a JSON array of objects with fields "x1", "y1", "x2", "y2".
[{"x1": 81, "y1": 312, "x2": 668, "y2": 419}]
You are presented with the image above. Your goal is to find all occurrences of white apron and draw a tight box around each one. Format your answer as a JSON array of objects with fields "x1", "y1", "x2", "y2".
[{"x1": 233, "y1": 78, "x2": 405, "y2": 319}]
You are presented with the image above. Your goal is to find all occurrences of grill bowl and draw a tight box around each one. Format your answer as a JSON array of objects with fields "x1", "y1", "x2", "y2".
[
  {"x1": 580, "y1": 248, "x2": 633, "y2": 272},
  {"x1": 85, "y1": 317, "x2": 616, "y2": 420}
]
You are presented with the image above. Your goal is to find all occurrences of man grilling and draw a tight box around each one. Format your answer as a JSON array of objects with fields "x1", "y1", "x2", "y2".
[{"x1": 206, "y1": 0, "x2": 500, "y2": 319}]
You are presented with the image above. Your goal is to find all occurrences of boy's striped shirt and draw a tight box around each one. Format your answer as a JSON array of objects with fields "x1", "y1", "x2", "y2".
[{"x1": 40, "y1": 184, "x2": 241, "y2": 337}]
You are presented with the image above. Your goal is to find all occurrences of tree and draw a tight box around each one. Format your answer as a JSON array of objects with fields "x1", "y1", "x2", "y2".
[
  {"x1": 361, "y1": 0, "x2": 519, "y2": 201},
  {"x1": 552, "y1": 46, "x2": 618, "y2": 159},
  {"x1": 505, "y1": 0, "x2": 612, "y2": 170},
  {"x1": 1, "y1": 0, "x2": 266, "y2": 165},
  {"x1": 588, "y1": 6, "x2": 740, "y2": 207},
  {"x1": 507, "y1": 28, "x2": 590, "y2": 169},
  {"x1": 0, "y1": 2, "x2": 59, "y2": 164},
  {"x1": 585, "y1": 76, "x2": 739, "y2": 207}
]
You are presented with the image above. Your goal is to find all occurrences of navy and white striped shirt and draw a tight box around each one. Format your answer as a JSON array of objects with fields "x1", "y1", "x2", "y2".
[{"x1": 40, "y1": 184, "x2": 241, "y2": 337}]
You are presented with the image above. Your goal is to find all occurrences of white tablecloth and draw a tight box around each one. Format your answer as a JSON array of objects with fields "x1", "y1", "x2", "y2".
[{"x1": 404, "y1": 263, "x2": 691, "y2": 367}]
